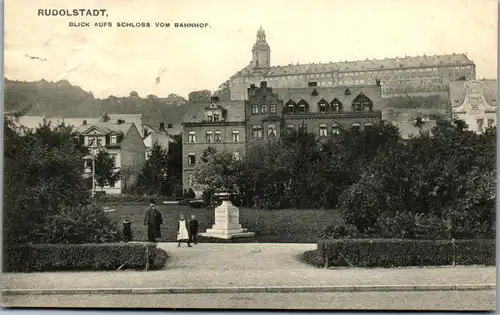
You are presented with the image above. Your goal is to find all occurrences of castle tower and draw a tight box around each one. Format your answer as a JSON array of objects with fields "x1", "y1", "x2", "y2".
[{"x1": 252, "y1": 26, "x2": 271, "y2": 69}]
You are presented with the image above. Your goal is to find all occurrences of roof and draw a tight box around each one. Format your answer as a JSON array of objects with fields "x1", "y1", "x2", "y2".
[
  {"x1": 233, "y1": 53, "x2": 473, "y2": 78},
  {"x1": 182, "y1": 100, "x2": 246, "y2": 124},
  {"x1": 17, "y1": 113, "x2": 143, "y2": 131},
  {"x1": 273, "y1": 85, "x2": 385, "y2": 112},
  {"x1": 76, "y1": 122, "x2": 134, "y2": 135},
  {"x1": 449, "y1": 79, "x2": 497, "y2": 108}
]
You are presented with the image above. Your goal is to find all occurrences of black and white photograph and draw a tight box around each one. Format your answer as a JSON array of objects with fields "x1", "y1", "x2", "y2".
[{"x1": 1, "y1": 0, "x2": 497, "y2": 310}]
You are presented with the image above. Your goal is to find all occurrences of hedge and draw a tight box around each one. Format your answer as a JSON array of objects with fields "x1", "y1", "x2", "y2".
[
  {"x1": 3, "y1": 242, "x2": 168, "y2": 272},
  {"x1": 309, "y1": 239, "x2": 496, "y2": 268}
]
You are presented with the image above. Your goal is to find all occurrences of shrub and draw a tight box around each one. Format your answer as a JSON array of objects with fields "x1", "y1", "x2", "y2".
[
  {"x1": 319, "y1": 222, "x2": 360, "y2": 239},
  {"x1": 338, "y1": 182, "x2": 384, "y2": 232},
  {"x1": 185, "y1": 188, "x2": 196, "y2": 199},
  {"x1": 97, "y1": 194, "x2": 161, "y2": 204},
  {"x1": 310, "y1": 239, "x2": 495, "y2": 268},
  {"x1": 4, "y1": 242, "x2": 167, "y2": 272},
  {"x1": 30, "y1": 203, "x2": 121, "y2": 244}
]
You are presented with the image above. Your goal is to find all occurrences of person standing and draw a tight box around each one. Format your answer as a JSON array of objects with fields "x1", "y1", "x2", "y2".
[
  {"x1": 188, "y1": 214, "x2": 199, "y2": 244},
  {"x1": 177, "y1": 214, "x2": 192, "y2": 247},
  {"x1": 144, "y1": 200, "x2": 163, "y2": 242}
]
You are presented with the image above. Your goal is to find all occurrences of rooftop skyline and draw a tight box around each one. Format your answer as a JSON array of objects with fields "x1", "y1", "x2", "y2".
[{"x1": 5, "y1": 0, "x2": 497, "y2": 99}]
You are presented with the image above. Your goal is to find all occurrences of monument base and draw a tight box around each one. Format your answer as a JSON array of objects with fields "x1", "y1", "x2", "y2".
[{"x1": 199, "y1": 198, "x2": 255, "y2": 240}]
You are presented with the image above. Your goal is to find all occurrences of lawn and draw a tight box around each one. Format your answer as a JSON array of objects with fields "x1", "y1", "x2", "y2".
[{"x1": 106, "y1": 203, "x2": 341, "y2": 243}]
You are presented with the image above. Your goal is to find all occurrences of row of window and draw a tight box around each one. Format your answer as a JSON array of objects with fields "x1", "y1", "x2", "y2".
[
  {"x1": 476, "y1": 118, "x2": 495, "y2": 131},
  {"x1": 187, "y1": 152, "x2": 240, "y2": 165},
  {"x1": 187, "y1": 130, "x2": 240, "y2": 143},
  {"x1": 251, "y1": 104, "x2": 277, "y2": 115},
  {"x1": 250, "y1": 122, "x2": 373, "y2": 138},
  {"x1": 284, "y1": 102, "x2": 372, "y2": 113},
  {"x1": 88, "y1": 135, "x2": 118, "y2": 146}
]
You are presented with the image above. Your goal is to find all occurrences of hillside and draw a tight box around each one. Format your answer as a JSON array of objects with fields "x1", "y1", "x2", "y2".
[{"x1": 4, "y1": 78, "x2": 195, "y2": 124}]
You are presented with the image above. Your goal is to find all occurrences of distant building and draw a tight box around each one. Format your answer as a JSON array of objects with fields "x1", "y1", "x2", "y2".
[
  {"x1": 143, "y1": 122, "x2": 176, "y2": 160},
  {"x1": 450, "y1": 80, "x2": 497, "y2": 133},
  {"x1": 181, "y1": 81, "x2": 383, "y2": 192},
  {"x1": 77, "y1": 120, "x2": 146, "y2": 195},
  {"x1": 181, "y1": 96, "x2": 247, "y2": 192},
  {"x1": 229, "y1": 27, "x2": 476, "y2": 101}
]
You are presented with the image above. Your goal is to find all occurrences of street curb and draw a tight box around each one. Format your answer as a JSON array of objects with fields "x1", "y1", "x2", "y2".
[{"x1": 2, "y1": 284, "x2": 495, "y2": 295}]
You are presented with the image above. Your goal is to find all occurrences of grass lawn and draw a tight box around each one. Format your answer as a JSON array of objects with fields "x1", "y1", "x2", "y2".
[{"x1": 106, "y1": 203, "x2": 341, "y2": 243}]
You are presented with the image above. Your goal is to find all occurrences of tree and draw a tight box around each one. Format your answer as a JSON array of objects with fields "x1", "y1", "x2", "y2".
[
  {"x1": 192, "y1": 151, "x2": 242, "y2": 194},
  {"x1": 94, "y1": 150, "x2": 120, "y2": 191},
  {"x1": 188, "y1": 90, "x2": 212, "y2": 103},
  {"x1": 3, "y1": 116, "x2": 89, "y2": 245},
  {"x1": 137, "y1": 142, "x2": 169, "y2": 196}
]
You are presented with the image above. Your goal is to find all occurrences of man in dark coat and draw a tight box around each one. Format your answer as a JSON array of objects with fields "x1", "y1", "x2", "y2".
[
  {"x1": 188, "y1": 214, "x2": 199, "y2": 244},
  {"x1": 144, "y1": 200, "x2": 163, "y2": 242}
]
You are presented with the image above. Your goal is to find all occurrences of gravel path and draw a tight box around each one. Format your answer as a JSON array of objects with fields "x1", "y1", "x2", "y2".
[{"x1": 2, "y1": 243, "x2": 496, "y2": 290}]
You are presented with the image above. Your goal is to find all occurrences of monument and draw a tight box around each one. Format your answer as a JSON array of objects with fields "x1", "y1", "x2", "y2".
[{"x1": 199, "y1": 192, "x2": 255, "y2": 239}]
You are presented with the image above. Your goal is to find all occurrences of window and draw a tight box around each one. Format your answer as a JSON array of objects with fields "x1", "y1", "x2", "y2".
[
  {"x1": 213, "y1": 113, "x2": 220, "y2": 122},
  {"x1": 88, "y1": 137, "x2": 95, "y2": 146},
  {"x1": 252, "y1": 125, "x2": 263, "y2": 138},
  {"x1": 270, "y1": 104, "x2": 277, "y2": 114},
  {"x1": 110, "y1": 134, "x2": 117, "y2": 144},
  {"x1": 286, "y1": 124, "x2": 295, "y2": 133},
  {"x1": 477, "y1": 119, "x2": 484, "y2": 131},
  {"x1": 261, "y1": 105, "x2": 268, "y2": 114},
  {"x1": 299, "y1": 104, "x2": 306, "y2": 113},
  {"x1": 352, "y1": 123, "x2": 361, "y2": 132},
  {"x1": 252, "y1": 104, "x2": 259, "y2": 114},
  {"x1": 319, "y1": 103, "x2": 327, "y2": 112},
  {"x1": 353, "y1": 103, "x2": 362, "y2": 111},
  {"x1": 96, "y1": 138, "x2": 102, "y2": 146},
  {"x1": 188, "y1": 153, "x2": 196, "y2": 165},
  {"x1": 206, "y1": 114, "x2": 213, "y2": 122},
  {"x1": 364, "y1": 122, "x2": 373, "y2": 131},
  {"x1": 188, "y1": 131, "x2": 196, "y2": 143},
  {"x1": 332, "y1": 124, "x2": 340, "y2": 135},
  {"x1": 232, "y1": 152, "x2": 240, "y2": 160},
  {"x1": 319, "y1": 124, "x2": 328, "y2": 137},
  {"x1": 331, "y1": 102, "x2": 341, "y2": 112},
  {"x1": 488, "y1": 119, "x2": 495, "y2": 128},
  {"x1": 288, "y1": 104, "x2": 294, "y2": 113},
  {"x1": 232, "y1": 130, "x2": 240, "y2": 142},
  {"x1": 214, "y1": 131, "x2": 222, "y2": 142},
  {"x1": 110, "y1": 154, "x2": 117, "y2": 167},
  {"x1": 205, "y1": 131, "x2": 213, "y2": 143},
  {"x1": 267, "y1": 124, "x2": 276, "y2": 138}
]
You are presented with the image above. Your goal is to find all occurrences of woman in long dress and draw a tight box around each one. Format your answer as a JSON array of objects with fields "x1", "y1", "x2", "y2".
[{"x1": 177, "y1": 214, "x2": 192, "y2": 247}]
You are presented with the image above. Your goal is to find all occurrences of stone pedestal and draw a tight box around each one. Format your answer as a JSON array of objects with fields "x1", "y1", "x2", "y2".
[{"x1": 199, "y1": 199, "x2": 255, "y2": 240}]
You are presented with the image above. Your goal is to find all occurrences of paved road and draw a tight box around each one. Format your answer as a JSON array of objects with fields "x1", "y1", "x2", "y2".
[{"x1": 2, "y1": 290, "x2": 495, "y2": 310}]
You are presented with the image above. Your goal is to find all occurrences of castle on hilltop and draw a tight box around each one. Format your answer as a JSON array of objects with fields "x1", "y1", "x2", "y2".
[{"x1": 229, "y1": 26, "x2": 476, "y2": 101}]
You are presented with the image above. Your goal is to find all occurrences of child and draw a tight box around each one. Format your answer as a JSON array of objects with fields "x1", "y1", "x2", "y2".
[
  {"x1": 188, "y1": 214, "x2": 199, "y2": 244},
  {"x1": 177, "y1": 214, "x2": 192, "y2": 247}
]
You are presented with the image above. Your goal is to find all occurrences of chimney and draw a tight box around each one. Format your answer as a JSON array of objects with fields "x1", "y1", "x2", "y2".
[
  {"x1": 82, "y1": 120, "x2": 87, "y2": 125},
  {"x1": 210, "y1": 96, "x2": 220, "y2": 103},
  {"x1": 159, "y1": 122, "x2": 165, "y2": 130},
  {"x1": 260, "y1": 81, "x2": 267, "y2": 88}
]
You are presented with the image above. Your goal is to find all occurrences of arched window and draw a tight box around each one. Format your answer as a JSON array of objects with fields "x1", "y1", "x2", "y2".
[
  {"x1": 267, "y1": 124, "x2": 277, "y2": 137},
  {"x1": 352, "y1": 122, "x2": 361, "y2": 132},
  {"x1": 252, "y1": 125, "x2": 263, "y2": 138},
  {"x1": 364, "y1": 122, "x2": 373, "y2": 132},
  {"x1": 319, "y1": 124, "x2": 328, "y2": 137},
  {"x1": 332, "y1": 123, "x2": 340, "y2": 135}
]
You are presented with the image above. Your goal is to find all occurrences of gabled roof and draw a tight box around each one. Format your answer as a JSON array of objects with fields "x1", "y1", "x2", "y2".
[
  {"x1": 274, "y1": 85, "x2": 384, "y2": 112},
  {"x1": 17, "y1": 113, "x2": 143, "y2": 131},
  {"x1": 182, "y1": 101, "x2": 246, "y2": 124},
  {"x1": 449, "y1": 79, "x2": 497, "y2": 108},
  {"x1": 76, "y1": 122, "x2": 134, "y2": 135}
]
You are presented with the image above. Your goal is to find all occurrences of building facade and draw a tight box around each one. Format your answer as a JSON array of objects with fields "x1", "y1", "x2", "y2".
[
  {"x1": 450, "y1": 80, "x2": 497, "y2": 133},
  {"x1": 77, "y1": 121, "x2": 146, "y2": 195},
  {"x1": 182, "y1": 97, "x2": 247, "y2": 192},
  {"x1": 143, "y1": 122, "x2": 176, "y2": 160},
  {"x1": 230, "y1": 27, "x2": 476, "y2": 101}
]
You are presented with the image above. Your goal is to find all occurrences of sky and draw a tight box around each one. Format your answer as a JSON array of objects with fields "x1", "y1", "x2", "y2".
[{"x1": 4, "y1": 0, "x2": 498, "y2": 99}]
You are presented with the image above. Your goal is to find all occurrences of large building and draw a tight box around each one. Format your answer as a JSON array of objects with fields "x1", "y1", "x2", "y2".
[
  {"x1": 182, "y1": 81, "x2": 383, "y2": 192},
  {"x1": 182, "y1": 97, "x2": 247, "y2": 192},
  {"x1": 230, "y1": 27, "x2": 476, "y2": 101},
  {"x1": 450, "y1": 79, "x2": 497, "y2": 133}
]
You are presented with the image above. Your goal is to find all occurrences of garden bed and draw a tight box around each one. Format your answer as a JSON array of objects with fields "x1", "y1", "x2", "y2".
[
  {"x1": 302, "y1": 239, "x2": 496, "y2": 268},
  {"x1": 4, "y1": 242, "x2": 168, "y2": 272}
]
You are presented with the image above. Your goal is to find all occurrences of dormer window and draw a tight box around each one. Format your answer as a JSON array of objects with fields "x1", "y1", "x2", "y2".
[
  {"x1": 288, "y1": 104, "x2": 294, "y2": 113},
  {"x1": 260, "y1": 105, "x2": 268, "y2": 114},
  {"x1": 214, "y1": 113, "x2": 220, "y2": 122},
  {"x1": 110, "y1": 134, "x2": 117, "y2": 144},
  {"x1": 319, "y1": 103, "x2": 327, "y2": 112}
]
